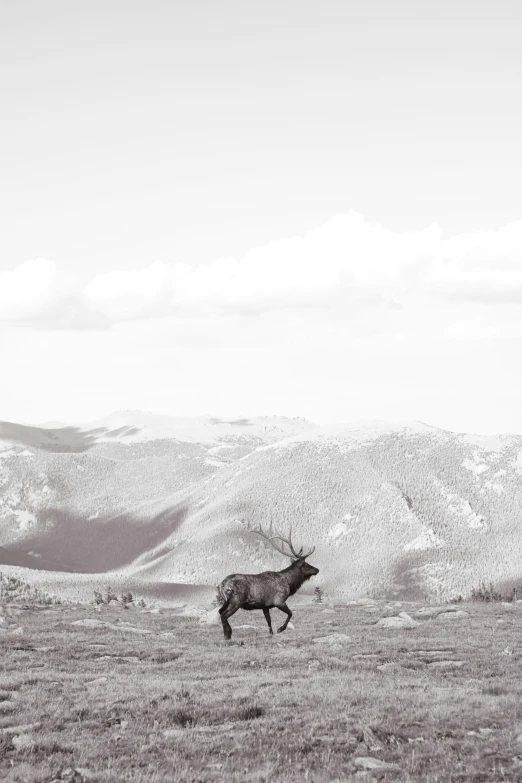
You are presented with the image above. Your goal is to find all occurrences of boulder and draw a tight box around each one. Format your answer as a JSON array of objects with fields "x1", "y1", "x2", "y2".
[
  {"x1": 377, "y1": 614, "x2": 418, "y2": 629},
  {"x1": 72, "y1": 619, "x2": 109, "y2": 629},
  {"x1": 312, "y1": 633, "x2": 351, "y2": 645},
  {"x1": 435, "y1": 610, "x2": 469, "y2": 620},
  {"x1": 354, "y1": 757, "x2": 400, "y2": 772},
  {"x1": 12, "y1": 734, "x2": 35, "y2": 751}
]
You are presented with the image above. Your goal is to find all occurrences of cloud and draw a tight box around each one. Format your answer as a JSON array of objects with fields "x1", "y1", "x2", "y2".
[
  {"x1": 3, "y1": 213, "x2": 522, "y2": 329},
  {"x1": 0, "y1": 259, "x2": 74, "y2": 322}
]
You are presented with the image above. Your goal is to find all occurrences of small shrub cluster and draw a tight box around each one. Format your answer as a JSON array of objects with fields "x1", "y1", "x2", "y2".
[
  {"x1": 0, "y1": 572, "x2": 61, "y2": 605},
  {"x1": 470, "y1": 582, "x2": 505, "y2": 602},
  {"x1": 93, "y1": 586, "x2": 146, "y2": 608},
  {"x1": 313, "y1": 586, "x2": 324, "y2": 603}
]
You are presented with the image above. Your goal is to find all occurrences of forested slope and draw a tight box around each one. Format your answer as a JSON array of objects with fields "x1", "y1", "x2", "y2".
[{"x1": 1, "y1": 415, "x2": 522, "y2": 599}]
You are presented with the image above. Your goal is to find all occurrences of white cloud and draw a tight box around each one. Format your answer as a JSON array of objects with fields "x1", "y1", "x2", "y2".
[
  {"x1": 3, "y1": 214, "x2": 522, "y2": 329},
  {"x1": 0, "y1": 259, "x2": 74, "y2": 322}
]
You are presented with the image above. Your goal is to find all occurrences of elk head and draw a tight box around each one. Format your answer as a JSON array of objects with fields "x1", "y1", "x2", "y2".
[{"x1": 251, "y1": 523, "x2": 319, "y2": 580}]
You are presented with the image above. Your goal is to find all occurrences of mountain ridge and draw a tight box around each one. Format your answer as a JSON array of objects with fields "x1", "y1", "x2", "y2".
[{"x1": 1, "y1": 411, "x2": 522, "y2": 602}]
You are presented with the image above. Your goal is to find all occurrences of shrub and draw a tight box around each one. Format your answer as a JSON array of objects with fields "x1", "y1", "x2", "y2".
[
  {"x1": 470, "y1": 582, "x2": 504, "y2": 602},
  {"x1": 0, "y1": 571, "x2": 61, "y2": 605}
]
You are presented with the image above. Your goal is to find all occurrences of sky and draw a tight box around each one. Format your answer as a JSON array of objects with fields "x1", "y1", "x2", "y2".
[{"x1": 1, "y1": 1, "x2": 522, "y2": 433}]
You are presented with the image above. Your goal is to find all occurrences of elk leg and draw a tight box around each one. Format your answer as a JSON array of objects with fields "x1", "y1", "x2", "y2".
[
  {"x1": 275, "y1": 603, "x2": 292, "y2": 633},
  {"x1": 262, "y1": 608, "x2": 273, "y2": 635},
  {"x1": 219, "y1": 601, "x2": 240, "y2": 640}
]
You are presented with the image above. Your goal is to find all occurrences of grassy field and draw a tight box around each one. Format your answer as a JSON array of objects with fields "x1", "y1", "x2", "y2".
[{"x1": 1, "y1": 597, "x2": 522, "y2": 782}]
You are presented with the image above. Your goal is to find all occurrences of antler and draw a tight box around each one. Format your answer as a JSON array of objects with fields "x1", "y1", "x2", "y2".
[{"x1": 251, "y1": 522, "x2": 315, "y2": 560}]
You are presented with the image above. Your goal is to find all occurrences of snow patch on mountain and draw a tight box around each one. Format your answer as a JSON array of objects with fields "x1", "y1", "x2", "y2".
[
  {"x1": 454, "y1": 500, "x2": 487, "y2": 530},
  {"x1": 327, "y1": 520, "x2": 354, "y2": 541},
  {"x1": 462, "y1": 452, "x2": 489, "y2": 476},
  {"x1": 404, "y1": 528, "x2": 445, "y2": 551},
  {"x1": 482, "y1": 480, "x2": 504, "y2": 495}
]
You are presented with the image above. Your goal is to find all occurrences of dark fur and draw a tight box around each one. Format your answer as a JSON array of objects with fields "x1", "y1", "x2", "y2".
[{"x1": 217, "y1": 558, "x2": 319, "y2": 640}]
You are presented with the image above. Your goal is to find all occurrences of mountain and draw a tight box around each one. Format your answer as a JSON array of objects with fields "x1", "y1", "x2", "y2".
[{"x1": 1, "y1": 412, "x2": 522, "y2": 601}]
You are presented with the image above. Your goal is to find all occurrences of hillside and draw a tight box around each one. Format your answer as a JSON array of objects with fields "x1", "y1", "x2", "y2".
[{"x1": 1, "y1": 413, "x2": 522, "y2": 601}]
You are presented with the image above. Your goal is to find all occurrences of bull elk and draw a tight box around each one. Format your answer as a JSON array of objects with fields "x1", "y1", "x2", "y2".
[{"x1": 217, "y1": 526, "x2": 319, "y2": 640}]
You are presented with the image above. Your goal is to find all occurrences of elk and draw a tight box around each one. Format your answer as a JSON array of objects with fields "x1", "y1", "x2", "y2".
[{"x1": 217, "y1": 526, "x2": 319, "y2": 640}]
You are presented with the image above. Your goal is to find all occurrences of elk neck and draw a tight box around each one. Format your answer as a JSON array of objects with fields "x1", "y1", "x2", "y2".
[{"x1": 280, "y1": 560, "x2": 310, "y2": 595}]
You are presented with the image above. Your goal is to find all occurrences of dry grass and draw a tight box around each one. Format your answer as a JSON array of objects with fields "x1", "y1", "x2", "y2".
[{"x1": 2, "y1": 599, "x2": 522, "y2": 782}]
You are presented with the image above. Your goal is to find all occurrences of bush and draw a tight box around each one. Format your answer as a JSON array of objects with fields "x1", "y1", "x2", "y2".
[
  {"x1": 313, "y1": 586, "x2": 324, "y2": 603},
  {"x1": 470, "y1": 582, "x2": 504, "y2": 602},
  {"x1": 0, "y1": 571, "x2": 61, "y2": 605}
]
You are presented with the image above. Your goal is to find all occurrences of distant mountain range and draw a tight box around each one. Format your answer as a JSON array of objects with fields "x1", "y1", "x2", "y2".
[{"x1": 1, "y1": 411, "x2": 522, "y2": 601}]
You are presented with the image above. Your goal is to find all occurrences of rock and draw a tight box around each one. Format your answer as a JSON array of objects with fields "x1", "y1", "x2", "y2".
[
  {"x1": 10, "y1": 626, "x2": 24, "y2": 636},
  {"x1": 436, "y1": 610, "x2": 470, "y2": 620},
  {"x1": 0, "y1": 723, "x2": 41, "y2": 735},
  {"x1": 377, "y1": 662, "x2": 400, "y2": 672},
  {"x1": 163, "y1": 728, "x2": 185, "y2": 739},
  {"x1": 352, "y1": 653, "x2": 379, "y2": 660},
  {"x1": 312, "y1": 633, "x2": 351, "y2": 645},
  {"x1": 12, "y1": 734, "x2": 35, "y2": 750},
  {"x1": 321, "y1": 609, "x2": 337, "y2": 614},
  {"x1": 71, "y1": 618, "x2": 152, "y2": 634},
  {"x1": 182, "y1": 606, "x2": 207, "y2": 618},
  {"x1": 198, "y1": 608, "x2": 221, "y2": 625},
  {"x1": 357, "y1": 598, "x2": 377, "y2": 606},
  {"x1": 427, "y1": 660, "x2": 465, "y2": 669},
  {"x1": 85, "y1": 676, "x2": 108, "y2": 686},
  {"x1": 354, "y1": 757, "x2": 400, "y2": 772},
  {"x1": 72, "y1": 619, "x2": 109, "y2": 628},
  {"x1": 116, "y1": 625, "x2": 153, "y2": 635},
  {"x1": 377, "y1": 615, "x2": 418, "y2": 629},
  {"x1": 467, "y1": 727, "x2": 494, "y2": 737},
  {"x1": 73, "y1": 768, "x2": 96, "y2": 782},
  {"x1": 234, "y1": 624, "x2": 257, "y2": 630},
  {"x1": 501, "y1": 647, "x2": 514, "y2": 656},
  {"x1": 516, "y1": 732, "x2": 522, "y2": 744},
  {"x1": 414, "y1": 605, "x2": 453, "y2": 618}
]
